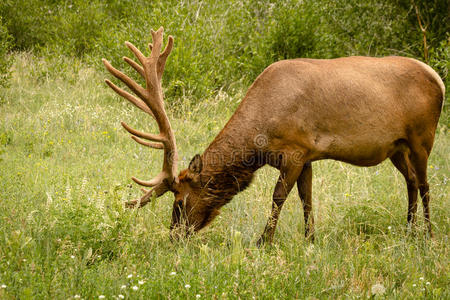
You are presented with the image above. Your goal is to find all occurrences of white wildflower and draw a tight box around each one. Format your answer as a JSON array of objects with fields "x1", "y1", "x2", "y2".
[
  {"x1": 74, "y1": 295, "x2": 81, "y2": 299},
  {"x1": 132, "y1": 286, "x2": 138, "y2": 291},
  {"x1": 120, "y1": 285, "x2": 126, "y2": 289},
  {"x1": 127, "y1": 274, "x2": 133, "y2": 279},
  {"x1": 196, "y1": 294, "x2": 201, "y2": 298},
  {"x1": 170, "y1": 271, "x2": 176, "y2": 276},
  {"x1": 138, "y1": 280, "x2": 145, "y2": 285},
  {"x1": 118, "y1": 295, "x2": 124, "y2": 299},
  {"x1": 71, "y1": 255, "x2": 75, "y2": 259},
  {"x1": 419, "y1": 277, "x2": 424, "y2": 281},
  {"x1": 371, "y1": 283, "x2": 386, "y2": 296},
  {"x1": 413, "y1": 284, "x2": 417, "y2": 287},
  {"x1": 99, "y1": 296, "x2": 105, "y2": 299},
  {"x1": 387, "y1": 226, "x2": 392, "y2": 230},
  {"x1": 426, "y1": 282, "x2": 430, "y2": 285},
  {"x1": 185, "y1": 284, "x2": 191, "y2": 289},
  {"x1": 1, "y1": 284, "x2": 6, "y2": 289}
]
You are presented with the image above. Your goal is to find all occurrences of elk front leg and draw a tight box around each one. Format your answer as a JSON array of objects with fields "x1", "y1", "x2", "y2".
[{"x1": 257, "y1": 163, "x2": 304, "y2": 246}]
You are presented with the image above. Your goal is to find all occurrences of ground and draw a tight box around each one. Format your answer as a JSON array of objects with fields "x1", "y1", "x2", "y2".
[{"x1": 0, "y1": 54, "x2": 448, "y2": 299}]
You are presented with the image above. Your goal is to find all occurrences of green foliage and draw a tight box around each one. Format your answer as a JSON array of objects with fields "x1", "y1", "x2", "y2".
[
  {"x1": 319, "y1": 1, "x2": 414, "y2": 57},
  {"x1": 1, "y1": 0, "x2": 447, "y2": 102},
  {"x1": 0, "y1": 16, "x2": 13, "y2": 88},
  {"x1": 395, "y1": 0, "x2": 449, "y2": 53},
  {"x1": 429, "y1": 37, "x2": 450, "y2": 126},
  {"x1": 269, "y1": 0, "x2": 322, "y2": 60}
]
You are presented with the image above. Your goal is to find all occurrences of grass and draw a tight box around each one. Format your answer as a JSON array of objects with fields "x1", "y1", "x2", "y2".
[{"x1": 0, "y1": 53, "x2": 448, "y2": 299}]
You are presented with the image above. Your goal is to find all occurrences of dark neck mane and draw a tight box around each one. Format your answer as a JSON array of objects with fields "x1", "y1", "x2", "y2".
[
  {"x1": 198, "y1": 128, "x2": 263, "y2": 208},
  {"x1": 199, "y1": 162, "x2": 257, "y2": 208}
]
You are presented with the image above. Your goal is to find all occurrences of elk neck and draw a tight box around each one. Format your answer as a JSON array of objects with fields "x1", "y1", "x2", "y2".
[{"x1": 197, "y1": 119, "x2": 265, "y2": 208}]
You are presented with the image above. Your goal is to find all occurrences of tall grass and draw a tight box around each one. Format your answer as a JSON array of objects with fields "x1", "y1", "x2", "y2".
[{"x1": 0, "y1": 53, "x2": 448, "y2": 299}]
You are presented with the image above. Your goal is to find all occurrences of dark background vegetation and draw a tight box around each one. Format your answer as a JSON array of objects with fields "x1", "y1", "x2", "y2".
[{"x1": 1, "y1": 0, "x2": 448, "y2": 101}]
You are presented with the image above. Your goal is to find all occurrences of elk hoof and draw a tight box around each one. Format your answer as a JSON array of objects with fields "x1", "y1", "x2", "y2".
[
  {"x1": 256, "y1": 236, "x2": 271, "y2": 248},
  {"x1": 305, "y1": 230, "x2": 315, "y2": 243},
  {"x1": 256, "y1": 238, "x2": 264, "y2": 248}
]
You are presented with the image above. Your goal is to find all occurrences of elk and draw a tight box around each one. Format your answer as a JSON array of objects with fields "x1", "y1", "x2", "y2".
[{"x1": 103, "y1": 27, "x2": 444, "y2": 244}]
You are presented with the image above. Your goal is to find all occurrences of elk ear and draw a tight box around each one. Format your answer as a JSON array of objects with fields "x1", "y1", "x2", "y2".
[{"x1": 188, "y1": 154, "x2": 202, "y2": 174}]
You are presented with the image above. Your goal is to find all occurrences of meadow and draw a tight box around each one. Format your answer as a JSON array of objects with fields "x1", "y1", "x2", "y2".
[
  {"x1": 0, "y1": 51, "x2": 448, "y2": 299},
  {"x1": 1, "y1": 0, "x2": 449, "y2": 299}
]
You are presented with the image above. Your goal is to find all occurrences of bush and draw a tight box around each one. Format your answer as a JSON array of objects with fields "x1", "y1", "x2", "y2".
[
  {"x1": 269, "y1": 0, "x2": 323, "y2": 60},
  {"x1": 429, "y1": 37, "x2": 450, "y2": 126},
  {"x1": 0, "y1": 0, "x2": 448, "y2": 103},
  {"x1": 0, "y1": 16, "x2": 13, "y2": 88}
]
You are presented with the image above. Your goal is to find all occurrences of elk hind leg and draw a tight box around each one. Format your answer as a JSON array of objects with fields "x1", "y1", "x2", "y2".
[
  {"x1": 390, "y1": 151, "x2": 418, "y2": 228},
  {"x1": 410, "y1": 147, "x2": 433, "y2": 237},
  {"x1": 297, "y1": 162, "x2": 314, "y2": 241}
]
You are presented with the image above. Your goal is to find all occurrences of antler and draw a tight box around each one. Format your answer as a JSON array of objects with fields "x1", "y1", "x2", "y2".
[{"x1": 103, "y1": 27, "x2": 178, "y2": 207}]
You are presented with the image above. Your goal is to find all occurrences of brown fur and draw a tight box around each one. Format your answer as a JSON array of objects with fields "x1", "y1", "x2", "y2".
[
  {"x1": 170, "y1": 56, "x2": 444, "y2": 243},
  {"x1": 103, "y1": 31, "x2": 444, "y2": 244}
]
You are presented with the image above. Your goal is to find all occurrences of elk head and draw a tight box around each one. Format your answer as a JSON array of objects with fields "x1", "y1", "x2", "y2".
[{"x1": 103, "y1": 27, "x2": 218, "y2": 238}]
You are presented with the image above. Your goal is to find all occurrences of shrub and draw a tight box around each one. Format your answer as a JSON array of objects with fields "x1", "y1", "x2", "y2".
[
  {"x1": 0, "y1": 16, "x2": 13, "y2": 88},
  {"x1": 268, "y1": 0, "x2": 323, "y2": 60},
  {"x1": 0, "y1": 0, "x2": 448, "y2": 103}
]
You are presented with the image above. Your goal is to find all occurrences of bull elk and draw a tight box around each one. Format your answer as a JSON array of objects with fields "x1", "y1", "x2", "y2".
[{"x1": 103, "y1": 27, "x2": 444, "y2": 244}]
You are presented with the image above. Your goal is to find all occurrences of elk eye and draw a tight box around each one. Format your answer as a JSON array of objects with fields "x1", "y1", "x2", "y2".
[{"x1": 176, "y1": 199, "x2": 183, "y2": 207}]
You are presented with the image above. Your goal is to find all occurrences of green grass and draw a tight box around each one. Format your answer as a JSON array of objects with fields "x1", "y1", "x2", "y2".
[{"x1": 0, "y1": 54, "x2": 448, "y2": 299}]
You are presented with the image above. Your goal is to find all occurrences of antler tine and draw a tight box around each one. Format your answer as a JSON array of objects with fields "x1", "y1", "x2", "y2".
[
  {"x1": 123, "y1": 56, "x2": 145, "y2": 78},
  {"x1": 126, "y1": 183, "x2": 169, "y2": 208},
  {"x1": 131, "y1": 172, "x2": 165, "y2": 187},
  {"x1": 131, "y1": 136, "x2": 164, "y2": 149},
  {"x1": 103, "y1": 27, "x2": 179, "y2": 205},
  {"x1": 150, "y1": 27, "x2": 164, "y2": 58},
  {"x1": 148, "y1": 28, "x2": 173, "y2": 82},
  {"x1": 104, "y1": 79, "x2": 154, "y2": 117},
  {"x1": 102, "y1": 59, "x2": 148, "y2": 101},
  {"x1": 120, "y1": 121, "x2": 166, "y2": 143},
  {"x1": 157, "y1": 36, "x2": 174, "y2": 81},
  {"x1": 125, "y1": 41, "x2": 146, "y2": 66}
]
